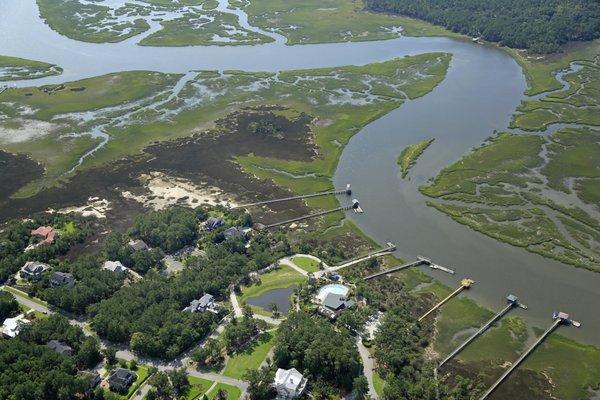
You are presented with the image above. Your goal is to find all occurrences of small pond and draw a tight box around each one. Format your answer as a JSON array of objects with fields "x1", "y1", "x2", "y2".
[{"x1": 245, "y1": 285, "x2": 296, "y2": 314}]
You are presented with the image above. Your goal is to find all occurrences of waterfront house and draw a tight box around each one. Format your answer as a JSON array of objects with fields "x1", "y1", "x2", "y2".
[
  {"x1": 274, "y1": 368, "x2": 307, "y2": 399},
  {"x1": 318, "y1": 293, "x2": 354, "y2": 320},
  {"x1": 224, "y1": 226, "x2": 245, "y2": 240}
]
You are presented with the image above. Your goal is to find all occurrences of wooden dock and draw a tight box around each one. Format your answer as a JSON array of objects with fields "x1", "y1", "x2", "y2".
[
  {"x1": 232, "y1": 185, "x2": 352, "y2": 209},
  {"x1": 263, "y1": 204, "x2": 354, "y2": 229},
  {"x1": 479, "y1": 317, "x2": 562, "y2": 400},
  {"x1": 438, "y1": 295, "x2": 526, "y2": 368},
  {"x1": 363, "y1": 256, "x2": 455, "y2": 281},
  {"x1": 418, "y1": 278, "x2": 474, "y2": 322},
  {"x1": 328, "y1": 243, "x2": 397, "y2": 272}
]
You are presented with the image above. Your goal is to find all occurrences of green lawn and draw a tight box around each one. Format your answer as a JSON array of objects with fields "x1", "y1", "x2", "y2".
[
  {"x1": 240, "y1": 265, "x2": 306, "y2": 303},
  {"x1": 186, "y1": 376, "x2": 215, "y2": 400},
  {"x1": 223, "y1": 331, "x2": 277, "y2": 379},
  {"x1": 372, "y1": 370, "x2": 385, "y2": 397},
  {"x1": 291, "y1": 255, "x2": 321, "y2": 273},
  {"x1": 206, "y1": 383, "x2": 241, "y2": 400},
  {"x1": 523, "y1": 332, "x2": 600, "y2": 400},
  {"x1": 418, "y1": 282, "x2": 492, "y2": 356}
]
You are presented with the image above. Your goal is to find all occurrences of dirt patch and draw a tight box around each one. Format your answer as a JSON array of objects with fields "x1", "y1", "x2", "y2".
[{"x1": 0, "y1": 106, "x2": 317, "y2": 225}]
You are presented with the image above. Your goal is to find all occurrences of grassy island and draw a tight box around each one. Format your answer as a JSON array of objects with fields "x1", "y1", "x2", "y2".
[
  {"x1": 397, "y1": 137, "x2": 434, "y2": 178},
  {"x1": 0, "y1": 55, "x2": 62, "y2": 82}
]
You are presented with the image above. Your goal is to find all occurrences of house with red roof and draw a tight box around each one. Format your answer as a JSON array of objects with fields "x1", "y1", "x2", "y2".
[{"x1": 31, "y1": 226, "x2": 58, "y2": 244}]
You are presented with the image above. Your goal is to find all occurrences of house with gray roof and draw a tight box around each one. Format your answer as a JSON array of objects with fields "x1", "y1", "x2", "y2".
[
  {"x1": 50, "y1": 272, "x2": 75, "y2": 288},
  {"x1": 20, "y1": 261, "x2": 49, "y2": 281},
  {"x1": 223, "y1": 226, "x2": 245, "y2": 240},
  {"x1": 108, "y1": 368, "x2": 137, "y2": 393},
  {"x1": 318, "y1": 293, "x2": 354, "y2": 320},
  {"x1": 128, "y1": 239, "x2": 149, "y2": 252},
  {"x1": 204, "y1": 217, "x2": 224, "y2": 231},
  {"x1": 183, "y1": 293, "x2": 219, "y2": 314},
  {"x1": 47, "y1": 340, "x2": 74, "y2": 356}
]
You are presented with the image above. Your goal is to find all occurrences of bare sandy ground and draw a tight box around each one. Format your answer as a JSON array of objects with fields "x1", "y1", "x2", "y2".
[
  {"x1": 121, "y1": 171, "x2": 237, "y2": 210},
  {"x1": 0, "y1": 119, "x2": 58, "y2": 143}
]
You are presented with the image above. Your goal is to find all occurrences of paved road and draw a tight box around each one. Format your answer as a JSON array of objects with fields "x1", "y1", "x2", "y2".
[
  {"x1": 356, "y1": 337, "x2": 379, "y2": 400},
  {"x1": 4, "y1": 286, "x2": 249, "y2": 398},
  {"x1": 1, "y1": 286, "x2": 51, "y2": 314}
]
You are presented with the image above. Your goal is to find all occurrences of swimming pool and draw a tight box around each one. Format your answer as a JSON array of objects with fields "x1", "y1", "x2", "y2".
[{"x1": 317, "y1": 284, "x2": 349, "y2": 302}]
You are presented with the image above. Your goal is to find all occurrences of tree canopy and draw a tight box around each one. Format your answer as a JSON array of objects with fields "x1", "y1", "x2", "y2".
[
  {"x1": 365, "y1": 0, "x2": 600, "y2": 53},
  {"x1": 273, "y1": 312, "x2": 362, "y2": 390}
]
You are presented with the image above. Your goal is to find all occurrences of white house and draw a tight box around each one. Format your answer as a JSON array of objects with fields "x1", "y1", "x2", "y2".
[
  {"x1": 274, "y1": 368, "x2": 307, "y2": 399},
  {"x1": 1, "y1": 314, "x2": 30, "y2": 338},
  {"x1": 103, "y1": 260, "x2": 129, "y2": 274}
]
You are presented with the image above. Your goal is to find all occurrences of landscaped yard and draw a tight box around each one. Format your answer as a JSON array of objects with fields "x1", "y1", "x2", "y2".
[
  {"x1": 291, "y1": 255, "x2": 321, "y2": 273},
  {"x1": 239, "y1": 265, "x2": 306, "y2": 303},
  {"x1": 206, "y1": 383, "x2": 241, "y2": 400},
  {"x1": 223, "y1": 331, "x2": 277, "y2": 379},
  {"x1": 186, "y1": 376, "x2": 215, "y2": 400},
  {"x1": 104, "y1": 362, "x2": 150, "y2": 400}
]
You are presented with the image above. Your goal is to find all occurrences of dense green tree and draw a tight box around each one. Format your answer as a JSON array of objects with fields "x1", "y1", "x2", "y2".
[
  {"x1": 0, "y1": 314, "x2": 101, "y2": 399},
  {"x1": 244, "y1": 366, "x2": 276, "y2": 400},
  {"x1": 274, "y1": 312, "x2": 362, "y2": 390},
  {"x1": 223, "y1": 317, "x2": 267, "y2": 353},
  {"x1": 128, "y1": 207, "x2": 199, "y2": 253},
  {"x1": 0, "y1": 291, "x2": 19, "y2": 320},
  {"x1": 39, "y1": 256, "x2": 125, "y2": 314},
  {"x1": 353, "y1": 376, "x2": 369, "y2": 399},
  {"x1": 364, "y1": 0, "x2": 600, "y2": 53}
]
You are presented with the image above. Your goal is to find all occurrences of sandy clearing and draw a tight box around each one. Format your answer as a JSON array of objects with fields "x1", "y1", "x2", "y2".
[
  {"x1": 0, "y1": 119, "x2": 58, "y2": 144},
  {"x1": 121, "y1": 171, "x2": 237, "y2": 210}
]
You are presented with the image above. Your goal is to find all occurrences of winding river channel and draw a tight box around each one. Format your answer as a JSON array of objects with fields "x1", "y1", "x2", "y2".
[{"x1": 1, "y1": 0, "x2": 599, "y2": 345}]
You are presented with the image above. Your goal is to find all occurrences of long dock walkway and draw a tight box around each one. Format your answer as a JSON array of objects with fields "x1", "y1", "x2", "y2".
[
  {"x1": 419, "y1": 279, "x2": 474, "y2": 322},
  {"x1": 233, "y1": 185, "x2": 351, "y2": 209},
  {"x1": 327, "y1": 243, "x2": 397, "y2": 272},
  {"x1": 438, "y1": 295, "x2": 526, "y2": 369},
  {"x1": 479, "y1": 318, "x2": 563, "y2": 400},
  {"x1": 264, "y1": 204, "x2": 354, "y2": 229},
  {"x1": 362, "y1": 255, "x2": 454, "y2": 281}
]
